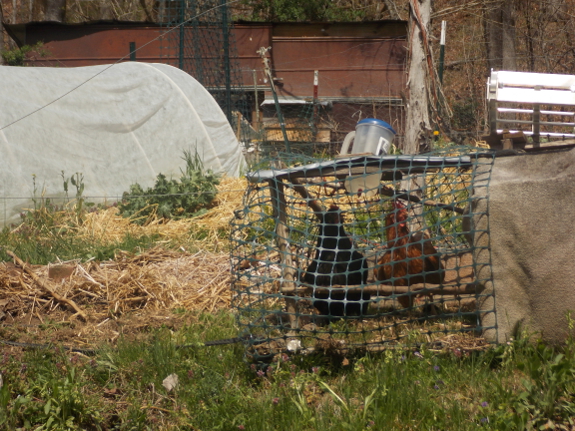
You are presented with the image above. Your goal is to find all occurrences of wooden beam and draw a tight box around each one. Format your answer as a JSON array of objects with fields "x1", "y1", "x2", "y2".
[{"x1": 281, "y1": 281, "x2": 481, "y2": 296}]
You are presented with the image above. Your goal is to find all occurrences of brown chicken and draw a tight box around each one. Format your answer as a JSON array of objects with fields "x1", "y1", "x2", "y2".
[{"x1": 374, "y1": 200, "x2": 444, "y2": 308}]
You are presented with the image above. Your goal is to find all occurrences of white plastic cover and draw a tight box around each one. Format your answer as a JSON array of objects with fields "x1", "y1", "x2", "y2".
[{"x1": 0, "y1": 62, "x2": 245, "y2": 226}]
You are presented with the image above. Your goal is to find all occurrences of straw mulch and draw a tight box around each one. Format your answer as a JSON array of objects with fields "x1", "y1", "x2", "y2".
[
  {"x1": 0, "y1": 177, "x2": 248, "y2": 326},
  {"x1": 77, "y1": 176, "x2": 248, "y2": 252},
  {"x1": 0, "y1": 248, "x2": 232, "y2": 321}
]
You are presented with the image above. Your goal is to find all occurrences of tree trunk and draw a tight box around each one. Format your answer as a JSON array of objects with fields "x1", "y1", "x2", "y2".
[
  {"x1": 100, "y1": 0, "x2": 113, "y2": 20},
  {"x1": 403, "y1": 0, "x2": 432, "y2": 234},
  {"x1": 484, "y1": 0, "x2": 516, "y2": 72},
  {"x1": 0, "y1": 3, "x2": 4, "y2": 65},
  {"x1": 403, "y1": 0, "x2": 432, "y2": 155},
  {"x1": 43, "y1": 0, "x2": 66, "y2": 22},
  {"x1": 525, "y1": 0, "x2": 535, "y2": 71},
  {"x1": 139, "y1": 0, "x2": 154, "y2": 21}
]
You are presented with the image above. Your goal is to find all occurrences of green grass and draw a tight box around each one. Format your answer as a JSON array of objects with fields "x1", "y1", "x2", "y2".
[
  {"x1": 0, "y1": 201, "x2": 229, "y2": 264},
  {"x1": 1, "y1": 312, "x2": 575, "y2": 430},
  {"x1": 0, "y1": 220, "x2": 162, "y2": 265}
]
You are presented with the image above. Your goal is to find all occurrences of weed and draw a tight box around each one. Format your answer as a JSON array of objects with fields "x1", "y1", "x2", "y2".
[
  {"x1": 61, "y1": 171, "x2": 87, "y2": 224},
  {"x1": 1, "y1": 42, "x2": 50, "y2": 66},
  {"x1": 118, "y1": 150, "x2": 220, "y2": 224},
  {"x1": 0, "y1": 349, "x2": 103, "y2": 430}
]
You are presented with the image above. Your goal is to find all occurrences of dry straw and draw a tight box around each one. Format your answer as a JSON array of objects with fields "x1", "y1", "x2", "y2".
[{"x1": 0, "y1": 177, "x2": 248, "y2": 321}]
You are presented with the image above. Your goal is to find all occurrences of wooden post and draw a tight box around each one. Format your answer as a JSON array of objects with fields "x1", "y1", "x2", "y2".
[
  {"x1": 269, "y1": 179, "x2": 299, "y2": 333},
  {"x1": 532, "y1": 103, "x2": 541, "y2": 145},
  {"x1": 253, "y1": 69, "x2": 260, "y2": 132}
]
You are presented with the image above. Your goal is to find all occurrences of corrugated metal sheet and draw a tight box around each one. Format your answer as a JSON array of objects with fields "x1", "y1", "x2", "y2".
[
  {"x1": 7, "y1": 22, "x2": 165, "y2": 66},
  {"x1": 271, "y1": 36, "x2": 405, "y2": 99}
]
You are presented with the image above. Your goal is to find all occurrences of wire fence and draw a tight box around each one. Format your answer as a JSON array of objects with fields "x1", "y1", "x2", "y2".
[
  {"x1": 250, "y1": 98, "x2": 406, "y2": 159},
  {"x1": 158, "y1": 0, "x2": 251, "y2": 141}
]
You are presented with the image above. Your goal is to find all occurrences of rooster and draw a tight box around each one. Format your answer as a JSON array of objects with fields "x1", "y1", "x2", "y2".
[
  {"x1": 301, "y1": 205, "x2": 369, "y2": 320},
  {"x1": 374, "y1": 200, "x2": 444, "y2": 308}
]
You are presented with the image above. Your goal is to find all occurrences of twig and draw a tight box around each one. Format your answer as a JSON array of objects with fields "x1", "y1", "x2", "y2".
[
  {"x1": 76, "y1": 264, "x2": 104, "y2": 288},
  {"x1": 6, "y1": 250, "x2": 88, "y2": 321},
  {"x1": 380, "y1": 185, "x2": 465, "y2": 214},
  {"x1": 291, "y1": 178, "x2": 324, "y2": 218}
]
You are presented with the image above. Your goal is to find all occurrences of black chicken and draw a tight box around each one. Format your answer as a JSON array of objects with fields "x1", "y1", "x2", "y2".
[{"x1": 301, "y1": 205, "x2": 369, "y2": 320}]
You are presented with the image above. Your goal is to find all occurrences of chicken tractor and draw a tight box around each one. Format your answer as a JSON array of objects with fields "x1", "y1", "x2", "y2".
[{"x1": 231, "y1": 148, "x2": 496, "y2": 362}]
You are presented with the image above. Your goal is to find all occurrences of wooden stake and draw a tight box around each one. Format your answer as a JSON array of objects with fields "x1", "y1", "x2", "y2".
[
  {"x1": 280, "y1": 281, "x2": 481, "y2": 296},
  {"x1": 269, "y1": 180, "x2": 299, "y2": 332}
]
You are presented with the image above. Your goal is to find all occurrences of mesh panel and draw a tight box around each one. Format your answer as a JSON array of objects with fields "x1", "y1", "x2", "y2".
[
  {"x1": 158, "y1": 0, "x2": 250, "y2": 141},
  {"x1": 231, "y1": 147, "x2": 496, "y2": 362},
  {"x1": 258, "y1": 100, "x2": 406, "y2": 158}
]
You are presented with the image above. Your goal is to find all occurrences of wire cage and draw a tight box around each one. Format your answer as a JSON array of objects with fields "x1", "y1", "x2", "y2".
[{"x1": 230, "y1": 147, "x2": 496, "y2": 362}]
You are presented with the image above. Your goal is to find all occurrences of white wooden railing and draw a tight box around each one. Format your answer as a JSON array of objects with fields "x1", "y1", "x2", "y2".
[{"x1": 487, "y1": 70, "x2": 575, "y2": 142}]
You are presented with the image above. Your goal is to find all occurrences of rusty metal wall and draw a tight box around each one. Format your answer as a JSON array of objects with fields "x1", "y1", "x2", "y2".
[
  {"x1": 14, "y1": 22, "x2": 165, "y2": 67},
  {"x1": 233, "y1": 24, "x2": 271, "y2": 90},
  {"x1": 269, "y1": 22, "x2": 406, "y2": 100},
  {"x1": 11, "y1": 21, "x2": 406, "y2": 98}
]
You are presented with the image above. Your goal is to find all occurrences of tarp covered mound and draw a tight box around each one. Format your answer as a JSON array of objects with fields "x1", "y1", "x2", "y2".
[{"x1": 0, "y1": 62, "x2": 245, "y2": 225}]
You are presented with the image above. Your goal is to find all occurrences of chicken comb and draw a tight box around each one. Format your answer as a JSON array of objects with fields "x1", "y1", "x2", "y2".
[{"x1": 393, "y1": 200, "x2": 408, "y2": 224}]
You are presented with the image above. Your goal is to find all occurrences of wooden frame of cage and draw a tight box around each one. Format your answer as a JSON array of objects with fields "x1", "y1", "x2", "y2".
[{"x1": 248, "y1": 154, "x2": 480, "y2": 333}]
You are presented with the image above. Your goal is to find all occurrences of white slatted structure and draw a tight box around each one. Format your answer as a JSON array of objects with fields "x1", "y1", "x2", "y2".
[{"x1": 487, "y1": 70, "x2": 575, "y2": 142}]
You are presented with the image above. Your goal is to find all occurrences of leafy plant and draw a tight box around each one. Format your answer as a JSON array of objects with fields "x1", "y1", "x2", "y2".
[
  {"x1": 240, "y1": 0, "x2": 366, "y2": 21},
  {"x1": 61, "y1": 171, "x2": 87, "y2": 224},
  {"x1": 1, "y1": 42, "x2": 50, "y2": 66},
  {"x1": 118, "y1": 150, "x2": 220, "y2": 224}
]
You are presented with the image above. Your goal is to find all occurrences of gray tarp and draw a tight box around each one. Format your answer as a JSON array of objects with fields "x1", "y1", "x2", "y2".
[
  {"x1": 476, "y1": 147, "x2": 575, "y2": 343},
  {"x1": 0, "y1": 62, "x2": 245, "y2": 225}
]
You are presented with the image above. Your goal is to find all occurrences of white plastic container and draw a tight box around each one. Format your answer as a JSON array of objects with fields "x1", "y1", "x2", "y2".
[{"x1": 340, "y1": 118, "x2": 397, "y2": 156}]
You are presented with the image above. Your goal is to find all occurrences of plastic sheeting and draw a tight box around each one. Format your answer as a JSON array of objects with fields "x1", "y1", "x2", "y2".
[{"x1": 0, "y1": 62, "x2": 245, "y2": 226}]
